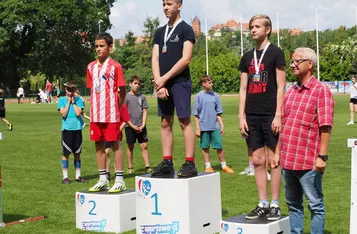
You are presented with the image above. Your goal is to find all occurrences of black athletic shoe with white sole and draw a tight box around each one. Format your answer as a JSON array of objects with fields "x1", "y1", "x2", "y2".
[
  {"x1": 245, "y1": 205, "x2": 269, "y2": 220},
  {"x1": 266, "y1": 205, "x2": 281, "y2": 221}
]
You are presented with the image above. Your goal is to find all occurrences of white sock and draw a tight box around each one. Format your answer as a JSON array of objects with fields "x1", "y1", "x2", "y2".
[
  {"x1": 98, "y1": 169, "x2": 107, "y2": 181},
  {"x1": 115, "y1": 171, "x2": 124, "y2": 183},
  {"x1": 221, "y1": 161, "x2": 227, "y2": 169},
  {"x1": 63, "y1": 170, "x2": 68, "y2": 179},
  {"x1": 205, "y1": 162, "x2": 212, "y2": 168},
  {"x1": 76, "y1": 169, "x2": 81, "y2": 179}
]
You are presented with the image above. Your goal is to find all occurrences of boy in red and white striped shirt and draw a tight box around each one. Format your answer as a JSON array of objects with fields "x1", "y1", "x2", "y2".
[{"x1": 87, "y1": 33, "x2": 127, "y2": 193}]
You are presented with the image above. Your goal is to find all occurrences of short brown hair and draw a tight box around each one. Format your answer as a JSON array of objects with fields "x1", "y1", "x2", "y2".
[
  {"x1": 200, "y1": 75, "x2": 213, "y2": 85},
  {"x1": 249, "y1": 14, "x2": 272, "y2": 38},
  {"x1": 65, "y1": 81, "x2": 78, "y2": 93},
  {"x1": 0, "y1": 89, "x2": 3, "y2": 95},
  {"x1": 95, "y1": 32, "x2": 113, "y2": 46},
  {"x1": 130, "y1": 76, "x2": 141, "y2": 84}
]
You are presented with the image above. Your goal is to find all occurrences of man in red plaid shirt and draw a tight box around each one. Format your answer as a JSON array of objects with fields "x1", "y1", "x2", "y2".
[{"x1": 279, "y1": 47, "x2": 334, "y2": 234}]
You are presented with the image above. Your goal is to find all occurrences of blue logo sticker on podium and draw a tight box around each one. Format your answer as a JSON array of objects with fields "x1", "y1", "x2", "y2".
[
  {"x1": 77, "y1": 194, "x2": 85, "y2": 206},
  {"x1": 141, "y1": 221, "x2": 180, "y2": 234},
  {"x1": 138, "y1": 179, "x2": 152, "y2": 196},
  {"x1": 221, "y1": 222, "x2": 229, "y2": 232}
]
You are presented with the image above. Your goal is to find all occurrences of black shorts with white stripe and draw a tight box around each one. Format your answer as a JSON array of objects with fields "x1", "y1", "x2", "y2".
[{"x1": 62, "y1": 130, "x2": 82, "y2": 156}]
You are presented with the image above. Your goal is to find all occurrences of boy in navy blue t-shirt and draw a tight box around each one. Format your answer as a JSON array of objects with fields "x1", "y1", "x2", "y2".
[
  {"x1": 193, "y1": 76, "x2": 234, "y2": 174},
  {"x1": 151, "y1": 0, "x2": 197, "y2": 177}
]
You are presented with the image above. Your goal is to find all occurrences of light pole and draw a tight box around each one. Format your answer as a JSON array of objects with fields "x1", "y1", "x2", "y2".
[
  {"x1": 97, "y1": 11, "x2": 104, "y2": 34},
  {"x1": 98, "y1": 19, "x2": 104, "y2": 34}
]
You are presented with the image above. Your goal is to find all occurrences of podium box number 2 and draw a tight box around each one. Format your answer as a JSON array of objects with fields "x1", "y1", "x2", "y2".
[
  {"x1": 136, "y1": 172, "x2": 222, "y2": 234},
  {"x1": 76, "y1": 190, "x2": 136, "y2": 233}
]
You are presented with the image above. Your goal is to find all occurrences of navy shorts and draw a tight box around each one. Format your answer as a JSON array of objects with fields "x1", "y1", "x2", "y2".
[
  {"x1": 350, "y1": 98, "x2": 357, "y2": 105},
  {"x1": 245, "y1": 114, "x2": 278, "y2": 150},
  {"x1": 158, "y1": 80, "x2": 192, "y2": 118}
]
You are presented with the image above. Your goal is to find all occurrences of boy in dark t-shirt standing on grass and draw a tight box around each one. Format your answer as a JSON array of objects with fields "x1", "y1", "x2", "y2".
[
  {"x1": 151, "y1": 0, "x2": 197, "y2": 177},
  {"x1": 238, "y1": 14, "x2": 286, "y2": 221},
  {"x1": 0, "y1": 89, "x2": 12, "y2": 131}
]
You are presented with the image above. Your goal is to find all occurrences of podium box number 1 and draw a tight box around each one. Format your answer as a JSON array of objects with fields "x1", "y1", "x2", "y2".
[{"x1": 136, "y1": 172, "x2": 222, "y2": 234}]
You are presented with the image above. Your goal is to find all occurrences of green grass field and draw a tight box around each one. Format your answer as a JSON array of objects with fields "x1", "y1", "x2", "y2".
[{"x1": 0, "y1": 95, "x2": 353, "y2": 234}]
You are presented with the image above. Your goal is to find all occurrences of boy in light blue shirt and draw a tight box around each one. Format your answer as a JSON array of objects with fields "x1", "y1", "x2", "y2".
[
  {"x1": 57, "y1": 81, "x2": 86, "y2": 184},
  {"x1": 193, "y1": 75, "x2": 234, "y2": 174}
]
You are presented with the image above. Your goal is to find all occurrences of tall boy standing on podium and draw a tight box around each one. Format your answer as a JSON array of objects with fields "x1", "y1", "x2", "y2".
[
  {"x1": 87, "y1": 33, "x2": 127, "y2": 193},
  {"x1": 193, "y1": 75, "x2": 234, "y2": 174},
  {"x1": 238, "y1": 14, "x2": 286, "y2": 220},
  {"x1": 151, "y1": 0, "x2": 197, "y2": 177}
]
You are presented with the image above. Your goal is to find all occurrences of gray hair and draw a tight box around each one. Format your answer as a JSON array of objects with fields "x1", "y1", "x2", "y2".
[{"x1": 294, "y1": 47, "x2": 317, "y2": 70}]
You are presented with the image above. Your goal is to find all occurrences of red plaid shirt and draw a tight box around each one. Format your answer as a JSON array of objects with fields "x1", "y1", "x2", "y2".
[{"x1": 280, "y1": 76, "x2": 334, "y2": 170}]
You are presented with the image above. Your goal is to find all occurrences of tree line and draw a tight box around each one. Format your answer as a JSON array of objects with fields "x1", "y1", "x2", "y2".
[{"x1": 1, "y1": 0, "x2": 356, "y2": 94}]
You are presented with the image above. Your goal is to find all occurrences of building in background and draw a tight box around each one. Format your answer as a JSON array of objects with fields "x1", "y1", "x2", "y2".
[{"x1": 192, "y1": 16, "x2": 201, "y2": 38}]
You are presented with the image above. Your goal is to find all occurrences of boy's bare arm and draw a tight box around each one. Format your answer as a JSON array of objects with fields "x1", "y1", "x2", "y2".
[
  {"x1": 272, "y1": 66, "x2": 286, "y2": 134},
  {"x1": 217, "y1": 115, "x2": 224, "y2": 136},
  {"x1": 194, "y1": 115, "x2": 201, "y2": 137},
  {"x1": 152, "y1": 44, "x2": 161, "y2": 80},
  {"x1": 140, "y1": 108, "x2": 148, "y2": 130},
  {"x1": 60, "y1": 98, "x2": 71, "y2": 117},
  {"x1": 239, "y1": 72, "x2": 249, "y2": 135},
  {"x1": 118, "y1": 86, "x2": 126, "y2": 108},
  {"x1": 120, "y1": 122, "x2": 127, "y2": 132}
]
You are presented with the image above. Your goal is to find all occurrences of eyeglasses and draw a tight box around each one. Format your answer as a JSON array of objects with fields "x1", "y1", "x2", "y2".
[{"x1": 290, "y1": 59, "x2": 310, "y2": 66}]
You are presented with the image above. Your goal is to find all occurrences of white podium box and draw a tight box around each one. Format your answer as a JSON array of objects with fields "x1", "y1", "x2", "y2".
[
  {"x1": 220, "y1": 215, "x2": 290, "y2": 234},
  {"x1": 136, "y1": 172, "x2": 222, "y2": 234},
  {"x1": 348, "y1": 139, "x2": 357, "y2": 234},
  {"x1": 76, "y1": 189, "x2": 136, "y2": 233}
]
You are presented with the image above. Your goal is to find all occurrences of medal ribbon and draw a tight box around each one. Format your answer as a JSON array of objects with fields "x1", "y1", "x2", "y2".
[{"x1": 253, "y1": 42, "x2": 270, "y2": 74}]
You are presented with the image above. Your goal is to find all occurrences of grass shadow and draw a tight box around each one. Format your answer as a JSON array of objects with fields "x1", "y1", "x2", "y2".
[
  {"x1": 3, "y1": 214, "x2": 29, "y2": 223},
  {"x1": 304, "y1": 232, "x2": 332, "y2": 234},
  {"x1": 222, "y1": 208, "x2": 229, "y2": 216}
]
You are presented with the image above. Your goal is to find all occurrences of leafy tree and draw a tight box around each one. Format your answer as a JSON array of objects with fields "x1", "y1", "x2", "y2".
[
  {"x1": 142, "y1": 16, "x2": 160, "y2": 47},
  {"x1": 0, "y1": 0, "x2": 115, "y2": 89},
  {"x1": 124, "y1": 30, "x2": 136, "y2": 47}
]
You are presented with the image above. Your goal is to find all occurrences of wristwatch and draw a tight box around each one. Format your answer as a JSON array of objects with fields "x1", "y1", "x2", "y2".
[{"x1": 318, "y1": 155, "x2": 328, "y2": 162}]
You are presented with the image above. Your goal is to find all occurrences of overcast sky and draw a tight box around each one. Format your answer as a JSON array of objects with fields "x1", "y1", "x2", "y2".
[{"x1": 109, "y1": 0, "x2": 357, "y2": 38}]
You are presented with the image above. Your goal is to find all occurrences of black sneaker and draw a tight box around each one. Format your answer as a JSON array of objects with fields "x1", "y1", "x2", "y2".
[
  {"x1": 245, "y1": 205, "x2": 269, "y2": 220},
  {"x1": 266, "y1": 205, "x2": 281, "y2": 221},
  {"x1": 151, "y1": 160, "x2": 174, "y2": 177},
  {"x1": 75, "y1": 177, "x2": 88, "y2": 183},
  {"x1": 177, "y1": 161, "x2": 198, "y2": 178},
  {"x1": 62, "y1": 178, "x2": 71, "y2": 185}
]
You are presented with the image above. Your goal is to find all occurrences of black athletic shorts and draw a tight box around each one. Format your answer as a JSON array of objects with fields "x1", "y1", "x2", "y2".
[
  {"x1": 0, "y1": 107, "x2": 5, "y2": 118},
  {"x1": 245, "y1": 114, "x2": 278, "y2": 150},
  {"x1": 350, "y1": 98, "x2": 357, "y2": 105},
  {"x1": 62, "y1": 130, "x2": 82, "y2": 156},
  {"x1": 125, "y1": 126, "x2": 148, "y2": 145}
]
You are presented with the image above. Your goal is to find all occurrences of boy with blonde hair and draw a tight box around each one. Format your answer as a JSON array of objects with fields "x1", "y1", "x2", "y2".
[{"x1": 238, "y1": 14, "x2": 286, "y2": 220}]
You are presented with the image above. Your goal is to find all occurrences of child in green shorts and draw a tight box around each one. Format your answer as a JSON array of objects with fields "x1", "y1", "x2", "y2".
[{"x1": 193, "y1": 75, "x2": 233, "y2": 174}]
